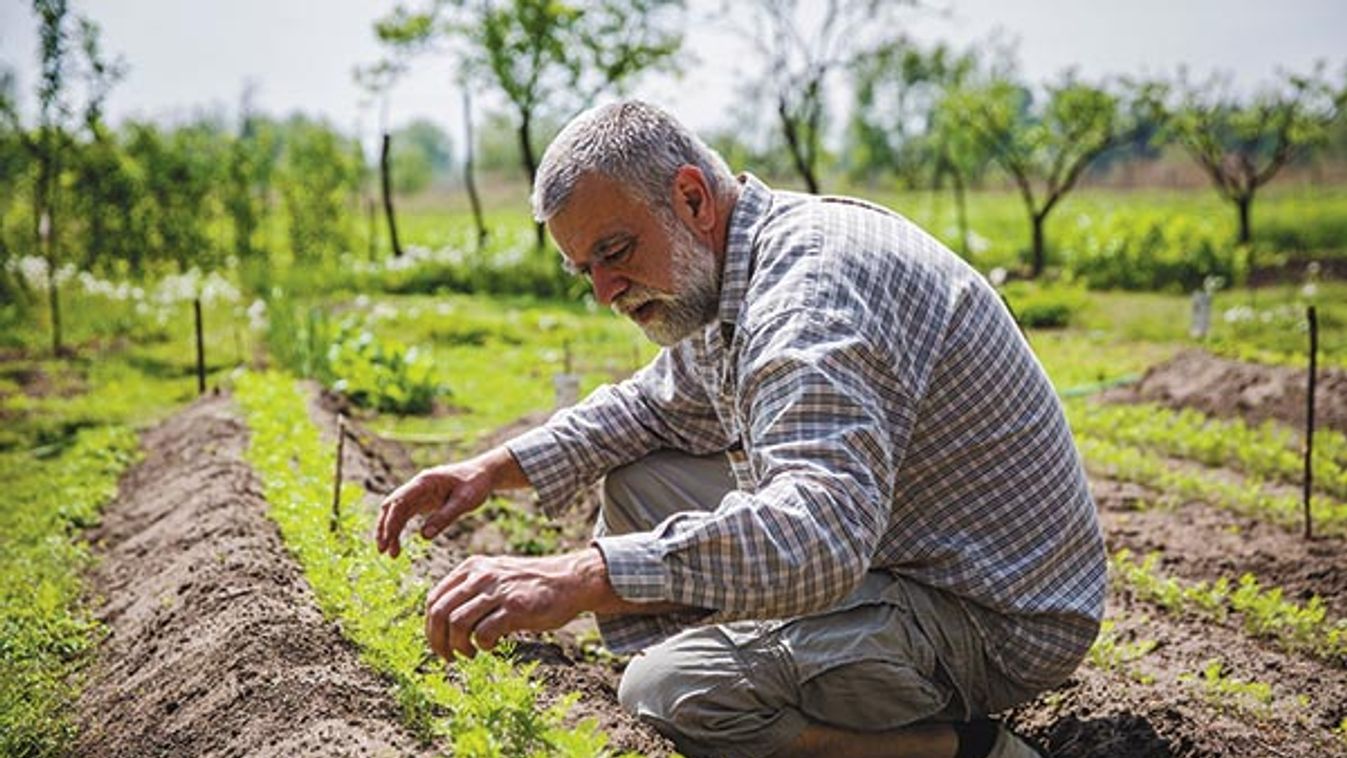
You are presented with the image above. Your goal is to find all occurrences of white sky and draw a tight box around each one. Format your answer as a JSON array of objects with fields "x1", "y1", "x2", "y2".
[{"x1": 2, "y1": 0, "x2": 1344, "y2": 154}]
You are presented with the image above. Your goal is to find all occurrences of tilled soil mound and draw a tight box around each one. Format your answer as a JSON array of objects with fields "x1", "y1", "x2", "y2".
[
  {"x1": 1102, "y1": 348, "x2": 1347, "y2": 433},
  {"x1": 75, "y1": 395, "x2": 428, "y2": 757},
  {"x1": 1006, "y1": 476, "x2": 1347, "y2": 757}
]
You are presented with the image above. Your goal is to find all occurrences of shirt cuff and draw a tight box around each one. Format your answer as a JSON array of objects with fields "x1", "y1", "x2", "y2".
[
  {"x1": 594, "y1": 531, "x2": 672, "y2": 604},
  {"x1": 503, "y1": 425, "x2": 576, "y2": 518}
]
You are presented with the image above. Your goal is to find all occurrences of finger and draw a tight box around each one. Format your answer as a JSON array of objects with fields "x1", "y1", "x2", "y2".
[
  {"x1": 425, "y1": 575, "x2": 475, "y2": 662},
  {"x1": 378, "y1": 491, "x2": 411, "y2": 558},
  {"x1": 471, "y1": 606, "x2": 514, "y2": 652},
  {"x1": 426, "y1": 559, "x2": 477, "y2": 609},
  {"x1": 447, "y1": 594, "x2": 499, "y2": 659},
  {"x1": 419, "y1": 484, "x2": 481, "y2": 540}
]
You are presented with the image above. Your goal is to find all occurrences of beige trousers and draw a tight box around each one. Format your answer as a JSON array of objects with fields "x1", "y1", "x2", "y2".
[{"x1": 600, "y1": 450, "x2": 1043, "y2": 758}]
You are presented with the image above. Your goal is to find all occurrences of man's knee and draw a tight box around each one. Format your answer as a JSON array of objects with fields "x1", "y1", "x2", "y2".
[{"x1": 617, "y1": 626, "x2": 805, "y2": 757}]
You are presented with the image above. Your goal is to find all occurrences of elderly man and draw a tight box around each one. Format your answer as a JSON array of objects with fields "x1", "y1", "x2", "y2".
[{"x1": 376, "y1": 100, "x2": 1105, "y2": 758}]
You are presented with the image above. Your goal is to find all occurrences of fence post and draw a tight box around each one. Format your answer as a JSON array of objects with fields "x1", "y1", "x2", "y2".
[
  {"x1": 1303, "y1": 305, "x2": 1318, "y2": 540},
  {"x1": 194, "y1": 298, "x2": 206, "y2": 395},
  {"x1": 331, "y1": 414, "x2": 346, "y2": 535}
]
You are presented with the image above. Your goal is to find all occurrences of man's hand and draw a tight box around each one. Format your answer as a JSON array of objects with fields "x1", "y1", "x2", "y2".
[
  {"x1": 375, "y1": 446, "x2": 526, "y2": 558},
  {"x1": 424, "y1": 548, "x2": 614, "y2": 660}
]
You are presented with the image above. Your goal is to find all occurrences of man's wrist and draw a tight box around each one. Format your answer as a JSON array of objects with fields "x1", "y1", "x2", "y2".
[{"x1": 476, "y1": 445, "x2": 529, "y2": 492}]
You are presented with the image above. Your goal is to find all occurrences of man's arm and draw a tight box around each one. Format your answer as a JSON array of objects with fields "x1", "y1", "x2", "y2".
[
  {"x1": 421, "y1": 547, "x2": 690, "y2": 660},
  {"x1": 375, "y1": 445, "x2": 527, "y2": 559}
]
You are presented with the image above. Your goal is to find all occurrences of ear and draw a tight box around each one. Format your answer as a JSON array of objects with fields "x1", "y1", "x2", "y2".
[{"x1": 671, "y1": 165, "x2": 716, "y2": 235}]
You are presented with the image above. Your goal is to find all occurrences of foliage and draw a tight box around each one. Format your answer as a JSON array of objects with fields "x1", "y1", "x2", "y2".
[
  {"x1": 1111, "y1": 550, "x2": 1347, "y2": 664},
  {"x1": 1076, "y1": 434, "x2": 1347, "y2": 534},
  {"x1": 1086, "y1": 619, "x2": 1156, "y2": 684},
  {"x1": 324, "y1": 319, "x2": 444, "y2": 415},
  {"x1": 1150, "y1": 66, "x2": 1347, "y2": 245},
  {"x1": 391, "y1": 119, "x2": 454, "y2": 194},
  {"x1": 480, "y1": 500, "x2": 561, "y2": 556},
  {"x1": 261, "y1": 293, "x2": 444, "y2": 414},
  {"x1": 234, "y1": 371, "x2": 619, "y2": 755},
  {"x1": 940, "y1": 74, "x2": 1134, "y2": 276},
  {"x1": 1057, "y1": 209, "x2": 1238, "y2": 292},
  {"x1": 1067, "y1": 401, "x2": 1347, "y2": 501},
  {"x1": 0, "y1": 425, "x2": 140, "y2": 757},
  {"x1": 999, "y1": 280, "x2": 1088, "y2": 328},
  {"x1": 279, "y1": 116, "x2": 362, "y2": 261},
  {"x1": 1180, "y1": 659, "x2": 1275, "y2": 717}
]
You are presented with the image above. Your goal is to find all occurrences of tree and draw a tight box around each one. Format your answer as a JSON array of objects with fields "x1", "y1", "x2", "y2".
[
  {"x1": 0, "y1": 0, "x2": 118, "y2": 355},
  {"x1": 225, "y1": 82, "x2": 281, "y2": 261},
  {"x1": 279, "y1": 117, "x2": 361, "y2": 262},
  {"x1": 456, "y1": 0, "x2": 684, "y2": 249},
  {"x1": 1155, "y1": 66, "x2": 1347, "y2": 249},
  {"x1": 355, "y1": 60, "x2": 408, "y2": 258},
  {"x1": 729, "y1": 0, "x2": 915, "y2": 194},
  {"x1": 941, "y1": 75, "x2": 1131, "y2": 277}
]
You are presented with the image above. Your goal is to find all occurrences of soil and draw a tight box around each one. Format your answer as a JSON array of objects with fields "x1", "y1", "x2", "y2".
[
  {"x1": 72, "y1": 349, "x2": 1347, "y2": 756},
  {"x1": 1005, "y1": 475, "x2": 1347, "y2": 757},
  {"x1": 1101, "y1": 349, "x2": 1347, "y2": 434},
  {"x1": 74, "y1": 395, "x2": 429, "y2": 757}
]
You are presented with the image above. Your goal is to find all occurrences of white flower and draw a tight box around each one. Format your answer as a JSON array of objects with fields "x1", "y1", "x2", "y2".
[{"x1": 987, "y1": 267, "x2": 1008, "y2": 287}]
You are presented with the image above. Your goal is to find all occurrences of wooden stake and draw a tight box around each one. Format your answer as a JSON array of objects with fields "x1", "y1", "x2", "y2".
[
  {"x1": 331, "y1": 414, "x2": 346, "y2": 534},
  {"x1": 1303, "y1": 306, "x2": 1318, "y2": 540},
  {"x1": 194, "y1": 298, "x2": 206, "y2": 395}
]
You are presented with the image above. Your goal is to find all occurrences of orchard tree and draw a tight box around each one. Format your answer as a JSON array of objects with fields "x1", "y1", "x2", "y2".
[
  {"x1": 371, "y1": 3, "x2": 488, "y2": 252},
  {"x1": 280, "y1": 117, "x2": 361, "y2": 262},
  {"x1": 730, "y1": 0, "x2": 915, "y2": 194},
  {"x1": 457, "y1": 0, "x2": 684, "y2": 249},
  {"x1": 355, "y1": 59, "x2": 409, "y2": 258},
  {"x1": 941, "y1": 75, "x2": 1130, "y2": 277},
  {"x1": 1156, "y1": 66, "x2": 1347, "y2": 249},
  {"x1": 0, "y1": 0, "x2": 119, "y2": 354},
  {"x1": 225, "y1": 83, "x2": 281, "y2": 260}
]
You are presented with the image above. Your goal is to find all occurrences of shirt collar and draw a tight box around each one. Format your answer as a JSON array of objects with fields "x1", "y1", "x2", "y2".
[{"x1": 716, "y1": 173, "x2": 773, "y2": 334}]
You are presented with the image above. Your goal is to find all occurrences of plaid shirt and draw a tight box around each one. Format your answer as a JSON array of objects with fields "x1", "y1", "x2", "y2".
[{"x1": 507, "y1": 175, "x2": 1106, "y2": 686}]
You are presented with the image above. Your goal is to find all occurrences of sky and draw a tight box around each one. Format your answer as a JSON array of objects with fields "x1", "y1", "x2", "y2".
[{"x1": 2, "y1": 0, "x2": 1345, "y2": 155}]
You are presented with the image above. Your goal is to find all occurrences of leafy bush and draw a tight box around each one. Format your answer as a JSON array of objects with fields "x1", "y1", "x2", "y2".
[
  {"x1": 261, "y1": 293, "x2": 444, "y2": 415},
  {"x1": 323, "y1": 322, "x2": 443, "y2": 415},
  {"x1": 1000, "y1": 281, "x2": 1089, "y2": 328},
  {"x1": 1057, "y1": 211, "x2": 1240, "y2": 292}
]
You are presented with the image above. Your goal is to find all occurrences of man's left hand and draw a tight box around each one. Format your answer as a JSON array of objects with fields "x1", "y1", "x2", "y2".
[{"x1": 425, "y1": 547, "x2": 612, "y2": 660}]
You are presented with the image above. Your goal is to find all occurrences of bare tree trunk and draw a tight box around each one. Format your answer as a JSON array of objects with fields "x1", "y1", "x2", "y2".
[
  {"x1": 463, "y1": 89, "x2": 487, "y2": 253},
  {"x1": 778, "y1": 97, "x2": 820, "y2": 194},
  {"x1": 517, "y1": 111, "x2": 545, "y2": 251},
  {"x1": 380, "y1": 132, "x2": 403, "y2": 258},
  {"x1": 1031, "y1": 213, "x2": 1046, "y2": 279},
  {"x1": 1237, "y1": 194, "x2": 1253, "y2": 246}
]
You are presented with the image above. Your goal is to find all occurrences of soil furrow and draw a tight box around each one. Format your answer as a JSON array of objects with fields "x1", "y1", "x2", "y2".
[{"x1": 74, "y1": 395, "x2": 429, "y2": 757}]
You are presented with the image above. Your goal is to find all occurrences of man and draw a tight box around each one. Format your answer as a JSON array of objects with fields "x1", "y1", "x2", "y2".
[{"x1": 376, "y1": 100, "x2": 1106, "y2": 758}]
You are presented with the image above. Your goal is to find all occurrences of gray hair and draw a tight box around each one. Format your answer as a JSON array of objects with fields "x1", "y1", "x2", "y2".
[{"x1": 531, "y1": 100, "x2": 736, "y2": 223}]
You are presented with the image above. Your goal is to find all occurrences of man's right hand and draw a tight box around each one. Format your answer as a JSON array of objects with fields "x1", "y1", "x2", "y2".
[{"x1": 375, "y1": 446, "x2": 526, "y2": 559}]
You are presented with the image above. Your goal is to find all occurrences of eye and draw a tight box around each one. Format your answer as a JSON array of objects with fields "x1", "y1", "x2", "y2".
[{"x1": 596, "y1": 238, "x2": 636, "y2": 270}]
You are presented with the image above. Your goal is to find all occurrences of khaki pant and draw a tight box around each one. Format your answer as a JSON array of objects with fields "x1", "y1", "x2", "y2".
[{"x1": 601, "y1": 450, "x2": 1044, "y2": 758}]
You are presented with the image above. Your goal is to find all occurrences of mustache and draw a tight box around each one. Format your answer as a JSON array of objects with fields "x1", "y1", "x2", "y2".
[{"x1": 612, "y1": 285, "x2": 674, "y2": 316}]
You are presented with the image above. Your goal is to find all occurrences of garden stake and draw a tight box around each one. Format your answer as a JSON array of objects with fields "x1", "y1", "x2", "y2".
[
  {"x1": 331, "y1": 414, "x2": 346, "y2": 534},
  {"x1": 194, "y1": 298, "x2": 206, "y2": 396},
  {"x1": 1303, "y1": 306, "x2": 1317, "y2": 540}
]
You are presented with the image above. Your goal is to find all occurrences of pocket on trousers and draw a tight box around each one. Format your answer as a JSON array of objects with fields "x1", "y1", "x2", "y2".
[{"x1": 799, "y1": 657, "x2": 950, "y2": 730}]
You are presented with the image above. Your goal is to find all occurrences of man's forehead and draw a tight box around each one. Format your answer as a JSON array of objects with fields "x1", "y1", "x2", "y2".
[{"x1": 550, "y1": 174, "x2": 648, "y2": 256}]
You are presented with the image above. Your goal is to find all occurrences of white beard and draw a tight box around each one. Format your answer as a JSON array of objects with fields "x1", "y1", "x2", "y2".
[{"x1": 612, "y1": 213, "x2": 722, "y2": 346}]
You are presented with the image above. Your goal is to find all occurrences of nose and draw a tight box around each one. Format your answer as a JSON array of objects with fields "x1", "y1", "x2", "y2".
[{"x1": 590, "y1": 266, "x2": 629, "y2": 306}]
